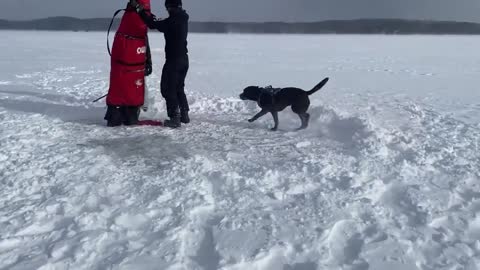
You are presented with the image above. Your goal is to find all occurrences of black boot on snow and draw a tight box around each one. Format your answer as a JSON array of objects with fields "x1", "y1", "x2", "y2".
[
  {"x1": 105, "y1": 106, "x2": 123, "y2": 127},
  {"x1": 164, "y1": 116, "x2": 181, "y2": 128},
  {"x1": 165, "y1": 105, "x2": 181, "y2": 128},
  {"x1": 123, "y1": 106, "x2": 140, "y2": 126},
  {"x1": 180, "y1": 110, "x2": 190, "y2": 124}
]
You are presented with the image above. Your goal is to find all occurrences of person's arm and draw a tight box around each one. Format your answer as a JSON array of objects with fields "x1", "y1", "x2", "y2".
[
  {"x1": 145, "y1": 38, "x2": 152, "y2": 76},
  {"x1": 138, "y1": 10, "x2": 168, "y2": 32},
  {"x1": 129, "y1": 0, "x2": 167, "y2": 32}
]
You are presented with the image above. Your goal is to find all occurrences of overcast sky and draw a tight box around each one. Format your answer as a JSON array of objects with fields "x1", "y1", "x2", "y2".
[{"x1": 2, "y1": 0, "x2": 480, "y2": 22}]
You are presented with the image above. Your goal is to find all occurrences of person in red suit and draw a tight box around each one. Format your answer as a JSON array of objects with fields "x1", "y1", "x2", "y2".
[{"x1": 104, "y1": 0, "x2": 153, "y2": 127}]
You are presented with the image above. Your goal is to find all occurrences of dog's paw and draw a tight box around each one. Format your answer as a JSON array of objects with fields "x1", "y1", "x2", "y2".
[
  {"x1": 270, "y1": 127, "x2": 278, "y2": 131},
  {"x1": 248, "y1": 119, "x2": 254, "y2": 123}
]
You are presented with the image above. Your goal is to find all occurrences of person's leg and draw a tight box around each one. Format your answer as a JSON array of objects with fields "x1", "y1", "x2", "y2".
[
  {"x1": 177, "y1": 56, "x2": 190, "y2": 123},
  {"x1": 161, "y1": 62, "x2": 181, "y2": 128},
  {"x1": 104, "y1": 105, "x2": 124, "y2": 127},
  {"x1": 123, "y1": 106, "x2": 140, "y2": 126}
]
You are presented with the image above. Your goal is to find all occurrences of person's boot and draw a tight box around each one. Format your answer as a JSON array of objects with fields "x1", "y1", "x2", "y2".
[
  {"x1": 105, "y1": 106, "x2": 123, "y2": 127},
  {"x1": 180, "y1": 109, "x2": 190, "y2": 124},
  {"x1": 123, "y1": 106, "x2": 140, "y2": 126},
  {"x1": 164, "y1": 108, "x2": 181, "y2": 128},
  {"x1": 164, "y1": 115, "x2": 181, "y2": 128}
]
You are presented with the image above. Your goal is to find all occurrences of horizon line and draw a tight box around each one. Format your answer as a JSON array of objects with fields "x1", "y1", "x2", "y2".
[{"x1": 2, "y1": 17, "x2": 480, "y2": 25}]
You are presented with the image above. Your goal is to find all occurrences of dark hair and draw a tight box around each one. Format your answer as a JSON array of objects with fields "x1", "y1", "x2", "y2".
[{"x1": 165, "y1": 0, "x2": 182, "y2": 7}]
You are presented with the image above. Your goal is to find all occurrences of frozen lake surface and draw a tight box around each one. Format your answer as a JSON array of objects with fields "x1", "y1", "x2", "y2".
[{"x1": 0, "y1": 31, "x2": 479, "y2": 270}]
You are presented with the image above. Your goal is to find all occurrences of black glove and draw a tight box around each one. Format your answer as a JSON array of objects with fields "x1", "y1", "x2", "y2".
[
  {"x1": 145, "y1": 42, "x2": 152, "y2": 76},
  {"x1": 145, "y1": 61, "x2": 152, "y2": 76},
  {"x1": 129, "y1": 0, "x2": 144, "y2": 12}
]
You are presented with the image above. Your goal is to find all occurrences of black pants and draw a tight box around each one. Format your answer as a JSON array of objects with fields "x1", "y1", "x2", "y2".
[
  {"x1": 161, "y1": 55, "x2": 189, "y2": 117},
  {"x1": 104, "y1": 106, "x2": 140, "y2": 127}
]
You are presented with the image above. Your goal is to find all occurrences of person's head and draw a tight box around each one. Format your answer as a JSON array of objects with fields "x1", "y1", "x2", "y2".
[{"x1": 165, "y1": 0, "x2": 182, "y2": 12}]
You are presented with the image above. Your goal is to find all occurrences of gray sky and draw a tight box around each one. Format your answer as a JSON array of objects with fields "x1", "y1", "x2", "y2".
[{"x1": 2, "y1": 0, "x2": 480, "y2": 22}]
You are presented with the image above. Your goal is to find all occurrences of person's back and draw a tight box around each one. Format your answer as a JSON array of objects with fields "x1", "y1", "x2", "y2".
[{"x1": 163, "y1": 8, "x2": 188, "y2": 60}]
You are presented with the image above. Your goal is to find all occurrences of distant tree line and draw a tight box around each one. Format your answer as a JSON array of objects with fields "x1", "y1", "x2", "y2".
[{"x1": 1, "y1": 17, "x2": 480, "y2": 34}]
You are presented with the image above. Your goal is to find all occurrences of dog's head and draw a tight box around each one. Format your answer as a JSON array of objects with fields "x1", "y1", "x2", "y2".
[{"x1": 239, "y1": 86, "x2": 261, "y2": 101}]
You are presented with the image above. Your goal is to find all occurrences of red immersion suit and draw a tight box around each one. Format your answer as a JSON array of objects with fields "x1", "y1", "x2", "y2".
[{"x1": 107, "y1": 0, "x2": 151, "y2": 107}]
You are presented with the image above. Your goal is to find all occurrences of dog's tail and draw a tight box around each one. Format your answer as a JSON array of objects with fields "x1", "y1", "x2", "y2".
[{"x1": 307, "y1": 77, "x2": 329, "y2": 96}]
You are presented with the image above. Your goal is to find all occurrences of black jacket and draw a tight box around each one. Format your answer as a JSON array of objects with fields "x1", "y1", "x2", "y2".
[{"x1": 139, "y1": 9, "x2": 189, "y2": 60}]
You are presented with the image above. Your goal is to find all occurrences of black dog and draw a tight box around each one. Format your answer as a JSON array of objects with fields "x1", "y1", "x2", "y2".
[{"x1": 240, "y1": 78, "x2": 329, "y2": 131}]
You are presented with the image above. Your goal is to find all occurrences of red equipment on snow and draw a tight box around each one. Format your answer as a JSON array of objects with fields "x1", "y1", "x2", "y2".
[{"x1": 106, "y1": 0, "x2": 151, "y2": 107}]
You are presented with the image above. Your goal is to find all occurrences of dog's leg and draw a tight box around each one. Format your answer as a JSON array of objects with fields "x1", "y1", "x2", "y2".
[
  {"x1": 248, "y1": 109, "x2": 268, "y2": 123},
  {"x1": 297, "y1": 113, "x2": 310, "y2": 130},
  {"x1": 271, "y1": 111, "x2": 279, "y2": 131}
]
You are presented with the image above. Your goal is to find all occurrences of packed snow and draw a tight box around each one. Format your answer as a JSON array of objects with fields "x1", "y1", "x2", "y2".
[{"x1": 0, "y1": 31, "x2": 480, "y2": 270}]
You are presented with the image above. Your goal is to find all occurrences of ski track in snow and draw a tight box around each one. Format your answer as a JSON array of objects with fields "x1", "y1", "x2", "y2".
[{"x1": 1, "y1": 32, "x2": 480, "y2": 270}]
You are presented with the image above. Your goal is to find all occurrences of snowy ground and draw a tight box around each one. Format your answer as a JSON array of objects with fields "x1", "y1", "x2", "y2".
[{"x1": 1, "y1": 31, "x2": 480, "y2": 270}]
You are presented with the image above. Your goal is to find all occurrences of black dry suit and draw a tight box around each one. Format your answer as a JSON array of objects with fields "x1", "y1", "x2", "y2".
[{"x1": 138, "y1": 8, "x2": 189, "y2": 119}]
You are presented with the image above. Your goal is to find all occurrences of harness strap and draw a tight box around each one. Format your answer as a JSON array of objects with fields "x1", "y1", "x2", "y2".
[
  {"x1": 113, "y1": 59, "x2": 147, "y2": 67},
  {"x1": 107, "y1": 9, "x2": 126, "y2": 57},
  {"x1": 115, "y1": 31, "x2": 146, "y2": 40}
]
